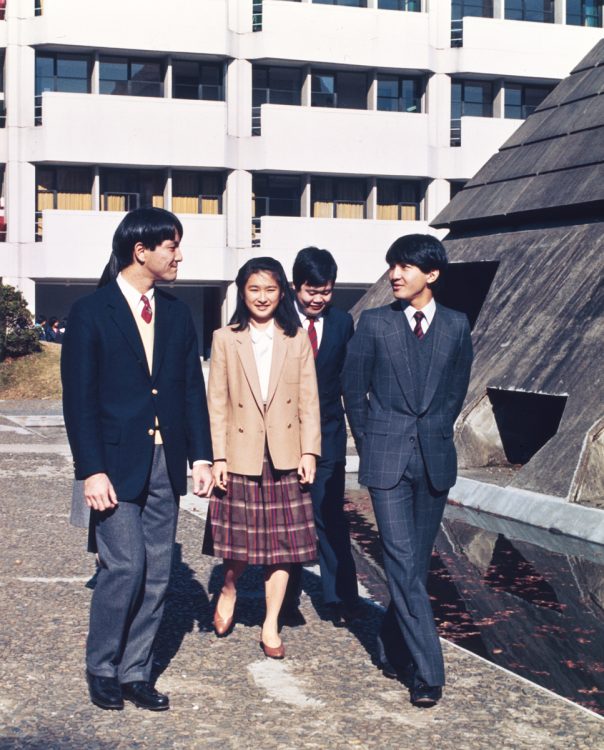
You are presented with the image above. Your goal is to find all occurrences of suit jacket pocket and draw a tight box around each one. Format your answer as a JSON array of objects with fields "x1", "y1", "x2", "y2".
[{"x1": 366, "y1": 418, "x2": 389, "y2": 436}]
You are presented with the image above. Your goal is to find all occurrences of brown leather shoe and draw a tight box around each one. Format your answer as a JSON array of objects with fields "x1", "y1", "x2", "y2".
[
  {"x1": 260, "y1": 640, "x2": 285, "y2": 659},
  {"x1": 213, "y1": 595, "x2": 236, "y2": 637}
]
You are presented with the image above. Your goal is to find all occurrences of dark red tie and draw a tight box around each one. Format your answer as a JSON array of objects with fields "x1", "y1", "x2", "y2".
[
  {"x1": 141, "y1": 295, "x2": 153, "y2": 324},
  {"x1": 307, "y1": 317, "x2": 318, "y2": 358},
  {"x1": 413, "y1": 311, "x2": 425, "y2": 339}
]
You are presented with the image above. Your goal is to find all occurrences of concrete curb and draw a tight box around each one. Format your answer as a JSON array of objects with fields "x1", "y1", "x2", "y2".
[{"x1": 448, "y1": 476, "x2": 604, "y2": 548}]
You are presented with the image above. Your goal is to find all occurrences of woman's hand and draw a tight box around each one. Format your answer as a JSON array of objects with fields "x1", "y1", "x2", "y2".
[
  {"x1": 297, "y1": 454, "x2": 316, "y2": 486},
  {"x1": 212, "y1": 460, "x2": 228, "y2": 492}
]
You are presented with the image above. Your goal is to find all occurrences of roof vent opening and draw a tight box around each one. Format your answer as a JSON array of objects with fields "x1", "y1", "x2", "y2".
[
  {"x1": 435, "y1": 261, "x2": 499, "y2": 330},
  {"x1": 457, "y1": 388, "x2": 568, "y2": 471}
]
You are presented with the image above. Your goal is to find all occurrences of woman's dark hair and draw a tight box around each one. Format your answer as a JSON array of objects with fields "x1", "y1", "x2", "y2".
[
  {"x1": 385, "y1": 234, "x2": 448, "y2": 287},
  {"x1": 292, "y1": 246, "x2": 338, "y2": 289},
  {"x1": 98, "y1": 207, "x2": 184, "y2": 288},
  {"x1": 230, "y1": 257, "x2": 300, "y2": 337}
]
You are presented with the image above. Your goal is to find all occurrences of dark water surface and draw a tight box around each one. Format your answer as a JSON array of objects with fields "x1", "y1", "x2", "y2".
[{"x1": 346, "y1": 496, "x2": 604, "y2": 715}]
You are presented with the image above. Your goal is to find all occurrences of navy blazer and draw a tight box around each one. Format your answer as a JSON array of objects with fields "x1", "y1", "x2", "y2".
[
  {"x1": 315, "y1": 306, "x2": 355, "y2": 462},
  {"x1": 61, "y1": 280, "x2": 212, "y2": 500},
  {"x1": 342, "y1": 302, "x2": 472, "y2": 492}
]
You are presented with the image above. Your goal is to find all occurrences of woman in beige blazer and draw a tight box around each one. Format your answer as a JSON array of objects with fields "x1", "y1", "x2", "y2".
[{"x1": 205, "y1": 257, "x2": 321, "y2": 658}]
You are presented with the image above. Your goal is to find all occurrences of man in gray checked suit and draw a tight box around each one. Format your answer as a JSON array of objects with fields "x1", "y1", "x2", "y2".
[{"x1": 342, "y1": 234, "x2": 472, "y2": 708}]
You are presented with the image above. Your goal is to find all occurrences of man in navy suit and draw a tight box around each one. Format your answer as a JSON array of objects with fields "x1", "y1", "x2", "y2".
[
  {"x1": 62, "y1": 208, "x2": 213, "y2": 711},
  {"x1": 342, "y1": 234, "x2": 472, "y2": 707},
  {"x1": 283, "y1": 247, "x2": 360, "y2": 626}
]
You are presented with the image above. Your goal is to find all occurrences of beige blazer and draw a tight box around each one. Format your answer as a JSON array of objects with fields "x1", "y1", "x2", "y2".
[{"x1": 208, "y1": 323, "x2": 321, "y2": 476}]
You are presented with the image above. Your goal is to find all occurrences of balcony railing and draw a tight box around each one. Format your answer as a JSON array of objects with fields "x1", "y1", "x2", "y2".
[
  {"x1": 35, "y1": 211, "x2": 43, "y2": 242},
  {"x1": 34, "y1": 95, "x2": 43, "y2": 125}
]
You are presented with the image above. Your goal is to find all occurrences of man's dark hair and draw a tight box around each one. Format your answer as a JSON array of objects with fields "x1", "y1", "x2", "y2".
[
  {"x1": 98, "y1": 207, "x2": 184, "y2": 288},
  {"x1": 230, "y1": 256, "x2": 300, "y2": 338},
  {"x1": 385, "y1": 234, "x2": 448, "y2": 281},
  {"x1": 292, "y1": 247, "x2": 338, "y2": 290}
]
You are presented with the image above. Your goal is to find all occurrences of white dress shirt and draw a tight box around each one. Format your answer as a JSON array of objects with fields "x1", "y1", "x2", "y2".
[
  {"x1": 297, "y1": 305, "x2": 324, "y2": 349},
  {"x1": 403, "y1": 298, "x2": 436, "y2": 335},
  {"x1": 250, "y1": 319, "x2": 275, "y2": 403}
]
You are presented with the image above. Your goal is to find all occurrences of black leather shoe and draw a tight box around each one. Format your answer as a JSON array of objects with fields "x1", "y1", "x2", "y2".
[
  {"x1": 86, "y1": 671, "x2": 123, "y2": 710},
  {"x1": 379, "y1": 660, "x2": 415, "y2": 687},
  {"x1": 278, "y1": 606, "x2": 306, "y2": 628},
  {"x1": 328, "y1": 601, "x2": 364, "y2": 626},
  {"x1": 410, "y1": 682, "x2": 442, "y2": 708},
  {"x1": 121, "y1": 681, "x2": 170, "y2": 711}
]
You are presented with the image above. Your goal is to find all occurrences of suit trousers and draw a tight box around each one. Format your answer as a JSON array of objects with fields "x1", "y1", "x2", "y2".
[
  {"x1": 86, "y1": 446, "x2": 178, "y2": 682},
  {"x1": 286, "y1": 459, "x2": 358, "y2": 607},
  {"x1": 370, "y1": 443, "x2": 447, "y2": 687}
]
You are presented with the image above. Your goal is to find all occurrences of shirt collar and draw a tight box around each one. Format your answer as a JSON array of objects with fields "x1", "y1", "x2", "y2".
[
  {"x1": 402, "y1": 298, "x2": 436, "y2": 326},
  {"x1": 249, "y1": 318, "x2": 275, "y2": 343},
  {"x1": 116, "y1": 272, "x2": 155, "y2": 306},
  {"x1": 296, "y1": 301, "x2": 323, "y2": 323}
]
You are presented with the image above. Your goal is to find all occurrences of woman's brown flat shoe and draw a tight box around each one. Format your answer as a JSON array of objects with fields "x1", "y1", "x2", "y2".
[
  {"x1": 213, "y1": 596, "x2": 236, "y2": 637},
  {"x1": 260, "y1": 640, "x2": 285, "y2": 659}
]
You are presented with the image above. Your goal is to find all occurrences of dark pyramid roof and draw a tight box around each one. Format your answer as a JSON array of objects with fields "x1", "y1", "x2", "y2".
[
  {"x1": 352, "y1": 40, "x2": 604, "y2": 506},
  {"x1": 433, "y1": 38, "x2": 604, "y2": 231}
]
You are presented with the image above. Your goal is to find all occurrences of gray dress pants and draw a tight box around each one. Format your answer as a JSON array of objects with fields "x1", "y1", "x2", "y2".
[{"x1": 86, "y1": 446, "x2": 179, "y2": 683}]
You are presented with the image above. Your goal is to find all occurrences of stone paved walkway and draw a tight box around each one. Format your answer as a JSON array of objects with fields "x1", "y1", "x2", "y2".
[{"x1": 1, "y1": 401, "x2": 603, "y2": 749}]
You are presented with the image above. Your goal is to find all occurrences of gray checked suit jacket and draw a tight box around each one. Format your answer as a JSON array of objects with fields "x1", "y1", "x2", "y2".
[{"x1": 342, "y1": 302, "x2": 473, "y2": 492}]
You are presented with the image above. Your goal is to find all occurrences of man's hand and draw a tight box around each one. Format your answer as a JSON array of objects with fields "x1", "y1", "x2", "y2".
[
  {"x1": 297, "y1": 454, "x2": 316, "y2": 485},
  {"x1": 211, "y1": 460, "x2": 228, "y2": 492},
  {"x1": 84, "y1": 473, "x2": 118, "y2": 511},
  {"x1": 193, "y1": 463, "x2": 215, "y2": 497}
]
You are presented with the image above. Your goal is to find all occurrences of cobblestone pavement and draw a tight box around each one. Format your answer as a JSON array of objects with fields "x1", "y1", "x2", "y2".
[{"x1": 1, "y1": 401, "x2": 603, "y2": 749}]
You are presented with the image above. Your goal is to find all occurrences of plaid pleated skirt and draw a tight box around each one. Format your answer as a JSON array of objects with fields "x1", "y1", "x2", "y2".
[{"x1": 204, "y1": 454, "x2": 317, "y2": 566}]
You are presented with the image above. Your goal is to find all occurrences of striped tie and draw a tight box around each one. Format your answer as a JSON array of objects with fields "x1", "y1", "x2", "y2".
[
  {"x1": 413, "y1": 311, "x2": 425, "y2": 340},
  {"x1": 307, "y1": 317, "x2": 318, "y2": 358},
  {"x1": 141, "y1": 294, "x2": 153, "y2": 324}
]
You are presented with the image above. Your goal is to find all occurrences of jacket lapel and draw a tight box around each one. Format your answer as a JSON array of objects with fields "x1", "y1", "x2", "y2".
[
  {"x1": 151, "y1": 290, "x2": 173, "y2": 382},
  {"x1": 235, "y1": 329, "x2": 264, "y2": 413},
  {"x1": 266, "y1": 325, "x2": 287, "y2": 408},
  {"x1": 384, "y1": 305, "x2": 420, "y2": 414},
  {"x1": 107, "y1": 281, "x2": 149, "y2": 378},
  {"x1": 315, "y1": 310, "x2": 334, "y2": 369},
  {"x1": 418, "y1": 306, "x2": 451, "y2": 414}
]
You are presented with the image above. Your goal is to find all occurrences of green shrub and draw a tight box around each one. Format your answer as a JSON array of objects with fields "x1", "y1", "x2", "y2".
[{"x1": 0, "y1": 283, "x2": 41, "y2": 362}]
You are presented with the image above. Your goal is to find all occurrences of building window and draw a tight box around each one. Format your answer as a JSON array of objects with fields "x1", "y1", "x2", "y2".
[
  {"x1": 172, "y1": 172, "x2": 223, "y2": 214},
  {"x1": 449, "y1": 180, "x2": 467, "y2": 200},
  {"x1": 99, "y1": 57, "x2": 163, "y2": 97},
  {"x1": 173, "y1": 61, "x2": 224, "y2": 101},
  {"x1": 36, "y1": 166, "x2": 93, "y2": 240},
  {"x1": 36, "y1": 166, "x2": 94, "y2": 211},
  {"x1": 566, "y1": 0, "x2": 602, "y2": 26},
  {"x1": 312, "y1": 71, "x2": 368, "y2": 109},
  {"x1": 0, "y1": 165, "x2": 5, "y2": 241},
  {"x1": 377, "y1": 75, "x2": 423, "y2": 112},
  {"x1": 378, "y1": 0, "x2": 422, "y2": 9},
  {"x1": 504, "y1": 0, "x2": 554, "y2": 23},
  {"x1": 313, "y1": 0, "x2": 368, "y2": 6},
  {"x1": 377, "y1": 179, "x2": 422, "y2": 220},
  {"x1": 35, "y1": 52, "x2": 91, "y2": 96},
  {"x1": 451, "y1": 79, "x2": 493, "y2": 118},
  {"x1": 100, "y1": 169, "x2": 165, "y2": 211},
  {"x1": 504, "y1": 83, "x2": 554, "y2": 119},
  {"x1": 311, "y1": 177, "x2": 366, "y2": 218},
  {"x1": 253, "y1": 66, "x2": 302, "y2": 107},
  {"x1": 451, "y1": 1, "x2": 494, "y2": 18},
  {"x1": 253, "y1": 174, "x2": 302, "y2": 217}
]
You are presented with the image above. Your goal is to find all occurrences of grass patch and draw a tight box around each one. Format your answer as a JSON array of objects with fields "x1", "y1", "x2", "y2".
[{"x1": 0, "y1": 342, "x2": 62, "y2": 399}]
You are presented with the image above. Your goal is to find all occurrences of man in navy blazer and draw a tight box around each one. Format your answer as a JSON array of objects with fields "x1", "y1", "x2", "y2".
[
  {"x1": 342, "y1": 234, "x2": 472, "y2": 707},
  {"x1": 62, "y1": 208, "x2": 213, "y2": 712},
  {"x1": 283, "y1": 247, "x2": 360, "y2": 626}
]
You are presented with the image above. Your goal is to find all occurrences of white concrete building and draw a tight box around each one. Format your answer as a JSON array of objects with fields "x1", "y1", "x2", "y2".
[{"x1": 1, "y1": 0, "x2": 602, "y2": 354}]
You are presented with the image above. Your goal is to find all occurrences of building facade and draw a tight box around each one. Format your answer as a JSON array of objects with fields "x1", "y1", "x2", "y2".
[{"x1": 1, "y1": 0, "x2": 602, "y2": 354}]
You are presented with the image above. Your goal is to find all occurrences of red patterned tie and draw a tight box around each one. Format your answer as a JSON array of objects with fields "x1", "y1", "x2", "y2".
[
  {"x1": 141, "y1": 294, "x2": 153, "y2": 324},
  {"x1": 307, "y1": 317, "x2": 318, "y2": 358},
  {"x1": 413, "y1": 311, "x2": 425, "y2": 340}
]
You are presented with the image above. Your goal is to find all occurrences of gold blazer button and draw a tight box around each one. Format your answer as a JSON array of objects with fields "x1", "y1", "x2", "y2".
[{"x1": 147, "y1": 428, "x2": 155, "y2": 436}]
